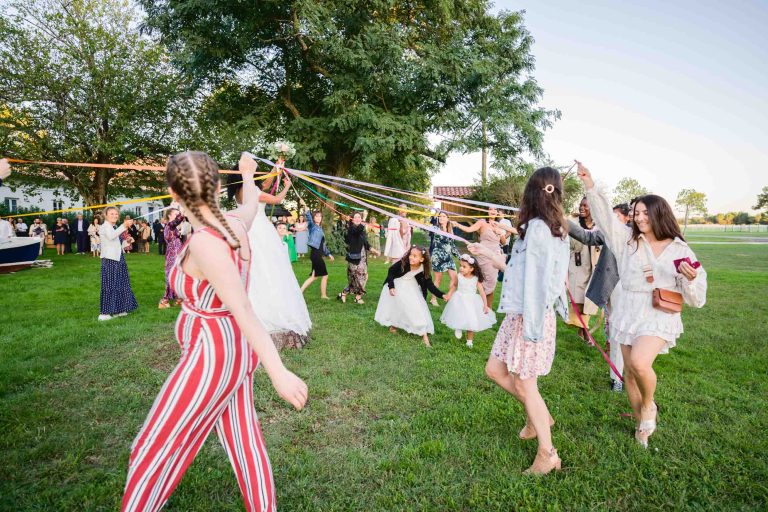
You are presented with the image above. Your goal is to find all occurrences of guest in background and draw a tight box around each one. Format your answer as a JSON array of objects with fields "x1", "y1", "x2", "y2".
[
  {"x1": 15, "y1": 218, "x2": 28, "y2": 237},
  {"x1": 159, "y1": 208, "x2": 185, "y2": 308},
  {"x1": 613, "y1": 203, "x2": 630, "y2": 226},
  {"x1": 339, "y1": 212, "x2": 380, "y2": 304},
  {"x1": 53, "y1": 219, "x2": 67, "y2": 255},
  {"x1": 74, "y1": 213, "x2": 90, "y2": 254},
  {"x1": 127, "y1": 216, "x2": 140, "y2": 253},
  {"x1": 139, "y1": 220, "x2": 152, "y2": 254},
  {"x1": 567, "y1": 197, "x2": 600, "y2": 341},
  {"x1": 429, "y1": 211, "x2": 460, "y2": 307},
  {"x1": 276, "y1": 222, "x2": 298, "y2": 263},
  {"x1": 300, "y1": 205, "x2": 335, "y2": 299},
  {"x1": 29, "y1": 218, "x2": 47, "y2": 254},
  {"x1": 293, "y1": 215, "x2": 309, "y2": 258},
  {"x1": 153, "y1": 217, "x2": 166, "y2": 255},
  {"x1": 367, "y1": 215, "x2": 381, "y2": 258},
  {"x1": 88, "y1": 217, "x2": 101, "y2": 257},
  {"x1": 62, "y1": 218, "x2": 72, "y2": 253}
]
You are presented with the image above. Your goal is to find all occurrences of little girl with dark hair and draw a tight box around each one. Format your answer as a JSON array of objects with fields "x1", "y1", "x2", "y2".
[
  {"x1": 439, "y1": 253, "x2": 497, "y2": 347},
  {"x1": 375, "y1": 246, "x2": 447, "y2": 347}
]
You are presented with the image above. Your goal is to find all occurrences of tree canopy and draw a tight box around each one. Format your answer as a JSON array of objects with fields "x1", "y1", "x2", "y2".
[
  {"x1": 139, "y1": 0, "x2": 558, "y2": 190},
  {"x1": 0, "y1": 0, "x2": 195, "y2": 206},
  {"x1": 612, "y1": 177, "x2": 650, "y2": 205}
]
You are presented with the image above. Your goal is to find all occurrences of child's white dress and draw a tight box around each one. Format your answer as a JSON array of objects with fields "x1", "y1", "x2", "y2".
[
  {"x1": 375, "y1": 265, "x2": 434, "y2": 335},
  {"x1": 440, "y1": 274, "x2": 497, "y2": 332}
]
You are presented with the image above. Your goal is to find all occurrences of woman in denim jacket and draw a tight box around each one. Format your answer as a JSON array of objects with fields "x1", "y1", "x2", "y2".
[
  {"x1": 469, "y1": 167, "x2": 569, "y2": 475},
  {"x1": 300, "y1": 201, "x2": 335, "y2": 299}
]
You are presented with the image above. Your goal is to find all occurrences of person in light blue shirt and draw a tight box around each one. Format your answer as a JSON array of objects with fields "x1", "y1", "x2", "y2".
[{"x1": 469, "y1": 166, "x2": 569, "y2": 476}]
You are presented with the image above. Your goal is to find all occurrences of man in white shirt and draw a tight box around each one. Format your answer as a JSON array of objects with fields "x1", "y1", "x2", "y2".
[
  {"x1": 15, "y1": 218, "x2": 28, "y2": 237},
  {"x1": 28, "y1": 218, "x2": 47, "y2": 254}
]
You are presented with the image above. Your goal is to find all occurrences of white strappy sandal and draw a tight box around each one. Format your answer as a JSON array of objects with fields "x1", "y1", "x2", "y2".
[{"x1": 635, "y1": 404, "x2": 658, "y2": 449}]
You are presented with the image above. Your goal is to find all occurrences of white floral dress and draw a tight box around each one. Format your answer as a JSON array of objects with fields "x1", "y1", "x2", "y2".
[{"x1": 586, "y1": 188, "x2": 708, "y2": 354}]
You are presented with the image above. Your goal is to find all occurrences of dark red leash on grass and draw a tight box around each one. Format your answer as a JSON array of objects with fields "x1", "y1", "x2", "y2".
[{"x1": 566, "y1": 288, "x2": 624, "y2": 382}]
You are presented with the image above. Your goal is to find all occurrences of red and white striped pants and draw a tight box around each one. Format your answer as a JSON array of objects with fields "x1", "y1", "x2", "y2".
[{"x1": 122, "y1": 310, "x2": 275, "y2": 511}]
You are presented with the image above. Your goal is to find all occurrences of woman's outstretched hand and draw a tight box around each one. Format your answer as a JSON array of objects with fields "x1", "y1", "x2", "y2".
[
  {"x1": 575, "y1": 160, "x2": 594, "y2": 190},
  {"x1": 239, "y1": 152, "x2": 257, "y2": 179},
  {"x1": 272, "y1": 368, "x2": 308, "y2": 410}
]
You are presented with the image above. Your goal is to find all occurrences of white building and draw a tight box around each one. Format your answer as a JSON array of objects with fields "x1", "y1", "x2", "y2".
[{"x1": 0, "y1": 184, "x2": 166, "y2": 221}]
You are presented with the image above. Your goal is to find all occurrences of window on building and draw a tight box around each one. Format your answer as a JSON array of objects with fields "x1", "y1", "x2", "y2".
[
  {"x1": 53, "y1": 199, "x2": 64, "y2": 211},
  {"x1": 4, "y1": 197, "x2": 18, "y2": 212}
]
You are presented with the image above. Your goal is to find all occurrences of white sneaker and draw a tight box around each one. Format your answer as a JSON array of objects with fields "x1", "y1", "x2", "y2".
[
  {"x1": 454, "y1": 330, "x2": 462, "y2": 339},
  {"x1": 115, "y1": 312, "x2": 128, "y2": 317},
  {"x1": 466, "y1": 340, "x2": 473, "y2": 348},
  {"x1": 97, "y1": 314, "x2": 113, "y2": 321}
]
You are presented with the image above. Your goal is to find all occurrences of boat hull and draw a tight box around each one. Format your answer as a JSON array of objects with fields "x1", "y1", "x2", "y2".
[{"x1": 0, "y1": 237, "x2": 41, "y2": 274}]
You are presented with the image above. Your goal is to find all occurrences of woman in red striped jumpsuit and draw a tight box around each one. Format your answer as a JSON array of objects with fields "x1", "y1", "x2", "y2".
[{"x1": 122, "y1": 152, "x2": 308, "y2": 511}]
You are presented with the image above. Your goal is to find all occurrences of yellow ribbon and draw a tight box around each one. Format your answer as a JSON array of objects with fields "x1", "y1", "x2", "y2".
[{"x1": 2, "y1": 172, "x2": 278, "y2": 219}]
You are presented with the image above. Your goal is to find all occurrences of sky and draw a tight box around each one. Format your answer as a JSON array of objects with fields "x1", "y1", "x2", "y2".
[{"x1": 432, "y1": 0, "x2": 768, "y2": 213}]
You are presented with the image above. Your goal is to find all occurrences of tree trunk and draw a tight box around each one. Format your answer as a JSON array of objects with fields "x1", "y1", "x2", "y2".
[{"x1": 481, "y1": 122, "x2": 488, "y2": 186}]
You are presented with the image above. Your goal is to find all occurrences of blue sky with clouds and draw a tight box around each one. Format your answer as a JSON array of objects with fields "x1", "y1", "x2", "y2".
[{"x1": 433, "y1": 0, "x2": 768, "y2": 213}]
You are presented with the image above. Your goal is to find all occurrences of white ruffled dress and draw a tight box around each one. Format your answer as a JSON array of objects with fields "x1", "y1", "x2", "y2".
[
  {"x1": 440, "y1": 274, "x2": 497, "y2": 332},
  {"x1": 586, "y1": 188, "x2": 708, "y2": 354}
]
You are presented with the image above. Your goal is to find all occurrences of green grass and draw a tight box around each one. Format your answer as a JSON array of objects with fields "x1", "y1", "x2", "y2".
[{"x1": 1, "y1": 244, "x2": 767, "y2": 511}]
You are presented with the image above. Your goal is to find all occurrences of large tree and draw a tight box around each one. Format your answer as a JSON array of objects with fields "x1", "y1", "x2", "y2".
[
  {"x1": 675, "y1": 188, "x2": 707, "y2": 234},
  {"x1": 139, "y1": 0, "x2": 557, "y2": 191},
  {"x1": 0, "y1": 0, "x2": 196, "y2": 206}
]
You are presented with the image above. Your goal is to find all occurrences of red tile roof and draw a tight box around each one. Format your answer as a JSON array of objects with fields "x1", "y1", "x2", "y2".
[{"x1": 433, "y1": 186, "x2": 475, "y2": 197}]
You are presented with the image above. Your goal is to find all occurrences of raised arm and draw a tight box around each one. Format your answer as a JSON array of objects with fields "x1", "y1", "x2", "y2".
[
  {"x1": 577, "y1": 161, "x2": 631, "y2": 257},
  {"x1": 190, "y1": 235, "x2": 307, "y2": 410},
  {"x1": 453, "y1": 220, "x2": 485, "y2": 233},
  {"x1": 259, "y1": 175, "x2": 292, "y2": 205},
  {"x1": 467, "y1": 242, "x2": 507, "y2": 271}
]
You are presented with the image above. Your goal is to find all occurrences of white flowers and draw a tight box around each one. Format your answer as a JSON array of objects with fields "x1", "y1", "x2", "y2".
[{"x1": 268, "y1": 140, "x2": 296, "y2": 161}]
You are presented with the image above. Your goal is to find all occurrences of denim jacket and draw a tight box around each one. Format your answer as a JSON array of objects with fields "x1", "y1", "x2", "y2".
[
  {"x1": 306, "y1": 211, "x2": 331, "y2": 256},
  {"x1": 498, "y1": 218, "x2": 569, "y2": 342}
]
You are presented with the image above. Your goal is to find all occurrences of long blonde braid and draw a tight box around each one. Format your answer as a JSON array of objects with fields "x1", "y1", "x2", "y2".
[{"x1": 165, "y1": 151, "x2": 241, "y2": 252}]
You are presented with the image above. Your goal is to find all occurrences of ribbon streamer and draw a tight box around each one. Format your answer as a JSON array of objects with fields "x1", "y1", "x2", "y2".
[{"x1": 247, "y1": 155, "x2": 519, "y2": 212}]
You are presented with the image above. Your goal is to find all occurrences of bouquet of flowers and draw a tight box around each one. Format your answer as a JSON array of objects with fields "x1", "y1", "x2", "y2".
[{"x1": 268, "y1": 140, "x2": 296, "y2": 161}]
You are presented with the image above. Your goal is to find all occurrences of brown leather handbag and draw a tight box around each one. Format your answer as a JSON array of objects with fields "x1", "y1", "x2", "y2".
[
  {"x1": 641, "y1": 239, "x2": 684, "y2": 314},
  {"x1": 652, "y1": 288, "x2": 683, "y2": 313}
]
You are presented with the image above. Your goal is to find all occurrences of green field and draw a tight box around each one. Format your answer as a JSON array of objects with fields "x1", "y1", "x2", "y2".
[{"x1": 1, "y1": 241, "x2": 766, "y2": 511}]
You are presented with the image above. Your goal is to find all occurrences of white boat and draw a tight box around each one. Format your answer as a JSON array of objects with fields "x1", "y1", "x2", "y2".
[{"x1": 0, "y1": 237, "x2": 41, "y2": 273}]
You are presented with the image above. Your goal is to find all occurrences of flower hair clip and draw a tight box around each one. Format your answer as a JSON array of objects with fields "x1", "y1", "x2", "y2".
[
  {"x1": 543, "y1": 184, "x2": 555, "y2": 194},
  {"x1": 460, "y1": 254, "x2": 476, "y2": 265}
]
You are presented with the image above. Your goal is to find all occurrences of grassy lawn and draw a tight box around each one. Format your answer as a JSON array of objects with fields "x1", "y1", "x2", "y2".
[{"x1": 1, "y1": 242, "x2": 766, "y2": 511}]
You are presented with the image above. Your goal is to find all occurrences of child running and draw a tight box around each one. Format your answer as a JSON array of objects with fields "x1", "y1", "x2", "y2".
[
  {"x1": 375, "y1": 246, "x2": 448, "y2": 347},
  {"x1": 440, "y1": 253, "x2": 497, "y2": 348}
]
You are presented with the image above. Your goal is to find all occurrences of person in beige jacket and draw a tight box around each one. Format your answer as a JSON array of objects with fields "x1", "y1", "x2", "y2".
[{"x1": 567, "y1": 197, "x2": 601, "y2": 340}]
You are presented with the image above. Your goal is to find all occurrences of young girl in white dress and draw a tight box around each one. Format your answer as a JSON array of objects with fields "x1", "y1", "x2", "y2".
[
  {"x1": 440, "y1": 254, "x2": 497, "y2": 348},
  {"x1": 375, "y1": 246, "x2": 447, "y2": 347}
]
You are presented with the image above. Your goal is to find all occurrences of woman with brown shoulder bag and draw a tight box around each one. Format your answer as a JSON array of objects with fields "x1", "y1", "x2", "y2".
[{"x1": 577, "y1": 161, "x2": 707, "y2": 449}]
